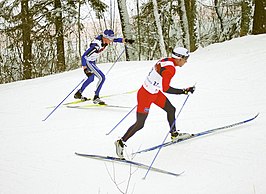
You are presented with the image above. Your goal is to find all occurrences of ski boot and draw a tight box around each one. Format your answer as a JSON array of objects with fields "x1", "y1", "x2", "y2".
[
  {"x1": 171, "y1": 131, "x2": 191, "y2": 142},
  {"x1": 115, "y1": 139, "x2": 126, "y2": 159},
  {"x1": 93, "y1": 95, "x2": 105, "y2": 105},
  {"x1": 74, "y1": 90, "x2": 87, "y2": 101}
]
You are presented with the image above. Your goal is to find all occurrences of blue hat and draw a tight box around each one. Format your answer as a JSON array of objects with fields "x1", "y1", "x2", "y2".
[{"x1": 103, "y1": 29, "x2": 115, "y2": 40}]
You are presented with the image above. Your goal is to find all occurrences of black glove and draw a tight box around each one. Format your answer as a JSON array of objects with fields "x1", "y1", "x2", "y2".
[
  {"x1": 183, "y1": 86, "x2": 195, "y2": 95},
  {"x1": 125, "y1": 39, "x2": 135, "y2": 44},
  {"x1": 84, "y1": 68, "x2": 93, "y2": 77}
]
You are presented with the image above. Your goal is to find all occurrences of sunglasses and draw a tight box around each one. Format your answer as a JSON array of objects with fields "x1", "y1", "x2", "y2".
[{"x1": 181, "y1": 55, "x2": 189, "y2": 60}]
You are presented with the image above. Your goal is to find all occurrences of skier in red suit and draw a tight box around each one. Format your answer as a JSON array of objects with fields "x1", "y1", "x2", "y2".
[{"x1": 115, "y1": 47, "x2": 195, "y2": 158}]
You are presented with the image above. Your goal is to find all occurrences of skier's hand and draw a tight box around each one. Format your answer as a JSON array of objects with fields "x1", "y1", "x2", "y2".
[
  {"x1": 125, "y1": 39, "x2": 135, "y2": 44},
  {"x1": 84, "y1": 68, "x2": 93, "y2": 77},
  {"x1": 183, "y1": 86, "x2": 195, "y2": 95}
]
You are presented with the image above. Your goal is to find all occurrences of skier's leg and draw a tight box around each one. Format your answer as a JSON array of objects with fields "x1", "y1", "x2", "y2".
[
  {"x1": 154, "y1": 91, "x2": 176, "y2": 132},
  {"x1": 87, "y1": 62, "x2": 105, "y2": 97},
  {"x1": 122, "y1": 112, "x2": 148, "y2": 142},
  {"x1": 162, "y1": 98, "x2": 176, "y2": 132},
  {"x1": 80, "y1": 74, "x2": 94, "y2": 92}
]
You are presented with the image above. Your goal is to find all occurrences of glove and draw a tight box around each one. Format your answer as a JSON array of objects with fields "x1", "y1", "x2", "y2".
[
  {"x1": 183, "y1": 86, "x2": 195, "y2": 95},
  {"x1": 125, "y1": 39, "x2": 135, "y2": 44},
  {"x1": 84, "y1": 68, "x2": 93, "y2": 77}
]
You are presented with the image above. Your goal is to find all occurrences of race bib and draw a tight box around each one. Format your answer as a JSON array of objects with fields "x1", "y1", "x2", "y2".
[
  {"x1": 143, "y1": 66, "x2": 162, "y2": 94},
  {"x1": 143, "y1": 60, "x2": 175, "y2": 94}
]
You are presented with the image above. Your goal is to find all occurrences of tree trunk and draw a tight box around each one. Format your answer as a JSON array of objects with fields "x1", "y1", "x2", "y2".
[
  {"x1": 136, "y1": 0, "x2": 141, "y2": 60},
  {"x1": 214, "y1": 0, "x2": 224, "y2": 32},
  {"x1": 166, "y1": 0, "x2": 174, "y2": 56},
  {"x1": 54, "y1": 0, "x2": 65, "y2": 72},
  {"x1": 78, "y1": 0, "x2": 82, "y2": 58},
  {"x1": 184, "y1": 0, "x2": 197, "y2": 52},
  {"x1": 177, "y1": 0, "x2": 190, "y2": 49},
  {"x1": 117, "y1": 0, "x2": 135, "y2": 61},
  {"x1": 252, "y1": 0, "x2": 266, "y2": 35},
  {"x1": 240, "y1": 0, "x2": 254, "y2": 36},
  {"x1": 21, "y1": 0, "x2": 32, "y2": 79},
  {"x1": 152, "y1": 0, "x2": 167, "y2": 57}
]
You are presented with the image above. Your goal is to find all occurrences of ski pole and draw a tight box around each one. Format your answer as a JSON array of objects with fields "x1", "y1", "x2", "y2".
[
  {"x1": 143, "y1": 94, "x2": 191, "y2": 179},
  {"x1": 43, "y1": 47, "x2": 125, "y2": 122},
  {"x1": 106, "y1": 105, "x2": 137, "y2": 135},
  {"x1": 106, "y1": 47, "x2": 126, "y2": 76},
  {"x1": 42, "y1": 78, "x2": 85, "y2": 121}
]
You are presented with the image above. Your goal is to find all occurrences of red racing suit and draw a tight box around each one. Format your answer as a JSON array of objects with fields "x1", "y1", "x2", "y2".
[{"x1": 137, "y1": 57, "x2": 178, "y2": 114}]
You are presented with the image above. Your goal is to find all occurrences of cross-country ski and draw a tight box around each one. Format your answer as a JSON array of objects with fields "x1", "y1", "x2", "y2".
[
  {"x1": 133, "y1": 113, "x2": 259, "y2": 154},
  {"x1": 67, "y1": 103, "x2": 132, "y2": 109},
  {"x1": 75, "y1": 152, "x2": 183, "y2": 177},
  {"x1": 47, "y1": 89, "x2": 137, "y2": 108}
]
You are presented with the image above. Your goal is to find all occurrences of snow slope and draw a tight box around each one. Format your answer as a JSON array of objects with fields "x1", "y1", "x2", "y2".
[{"x1": 1, "y1": 34, "x2": 266, "y2": 194}]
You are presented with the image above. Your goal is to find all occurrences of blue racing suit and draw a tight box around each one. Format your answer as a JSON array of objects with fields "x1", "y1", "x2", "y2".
[{"x1": 80, "y1": 35, "x2": 123, "y2": 96}]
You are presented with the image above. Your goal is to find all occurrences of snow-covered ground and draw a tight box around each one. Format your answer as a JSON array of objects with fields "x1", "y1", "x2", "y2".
[{"x1": 1, "y1": 34, "x2": 266, "y2": 194}]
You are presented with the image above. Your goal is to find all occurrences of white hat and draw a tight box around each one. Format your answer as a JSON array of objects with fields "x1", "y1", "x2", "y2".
[{"x1": 172, "y1": 47, "x2": 190, "y2": 59}]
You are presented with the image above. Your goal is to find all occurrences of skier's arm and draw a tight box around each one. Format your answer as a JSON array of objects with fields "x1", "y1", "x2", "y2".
[
  {"x1": 165, "y1": 87, "x2": 186, "y2": 94},
  {"x1": 166, "y1": 85, "x2": 195, "y2": 95},
  {"x1": 161, "y1": 67, "x2": 178, "y2": 93},
  {"x1": 113, "y1": 38, "x2": 123, "y2": 43},
  {"x1": 113, "y1": 38, "x2": 135, "y2": 44},
  {"x1": 161, "y1": 67, "x2": 195, "y2": 95}
]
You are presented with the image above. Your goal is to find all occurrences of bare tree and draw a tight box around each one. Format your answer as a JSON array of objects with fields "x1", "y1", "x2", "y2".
[
  {"x1": 21, "y1": 0, "x2": 32, "y2": 79},
  {"x1": 54, "y1": 0, "x2": 65, "y2": 72},
  {"x1": 184, "y1": 0, "x2": 197, "y2": 52},
  {"x1": 177, "y1": 0, "x2": 190, "y2": 49},
  {"x1": 214, "y1": 0, "x2": 224, "y2": 32},
  {"x1": 117, "y1": 0, "x2": 136, "y2": 61},
  {"x1": 136, "y1": 0, "x2": 141, "y2": 60},
  {"x1": 240, "y1": 0, "x2": 254, "y2": 36},
  {"x1": 87, "y1": 0, "x2": 108, "y2": 33},
  {"x1": 152, "y1": 0, "x2": 167, "y2": 57}
]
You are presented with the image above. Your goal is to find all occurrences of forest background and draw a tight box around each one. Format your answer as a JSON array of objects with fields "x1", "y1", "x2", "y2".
[{"x1": 0, "y1": 0, "x2": 265, "y2": 84}]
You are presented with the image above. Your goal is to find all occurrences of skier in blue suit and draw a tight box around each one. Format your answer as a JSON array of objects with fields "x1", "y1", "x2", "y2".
[{"x1": 74, "y1": 29, "x2": 134, "y2": 105}]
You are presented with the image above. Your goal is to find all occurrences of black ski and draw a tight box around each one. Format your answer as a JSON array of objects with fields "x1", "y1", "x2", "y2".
[
  {"x1": 75, "y1": 152, "x2": 183, "y2": 177},
  {"x1": 133, "y1": 113, "x2": 259, "y2": 154}
]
